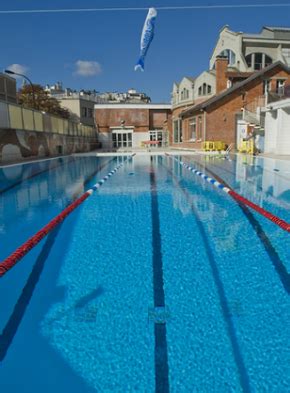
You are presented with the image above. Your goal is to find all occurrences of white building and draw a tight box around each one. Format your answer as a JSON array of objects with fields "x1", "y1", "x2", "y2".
[
  {"x1": 210, "y1": 25, "x2": 290, "y2": 71},
  {"x1": 172, "y1": 25, "x2": 290, "y2": 110},
  {"x1": 264, "y1": 98, "x2": 290, "y2": 155}
]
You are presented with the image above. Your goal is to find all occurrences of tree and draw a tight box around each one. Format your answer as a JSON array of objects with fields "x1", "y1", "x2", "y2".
[{"x1": 18, "y1": 84, "x2": 70, "y2": 119}]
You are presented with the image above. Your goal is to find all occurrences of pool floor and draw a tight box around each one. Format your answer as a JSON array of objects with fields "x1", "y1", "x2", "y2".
[{"x1": 0, "y1": 154, "x2": 289, "y2": 392}]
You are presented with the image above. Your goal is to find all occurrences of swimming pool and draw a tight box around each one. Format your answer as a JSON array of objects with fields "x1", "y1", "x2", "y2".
[{"x1": 0, "y1": 153, "x2": 289, "y2": 392}]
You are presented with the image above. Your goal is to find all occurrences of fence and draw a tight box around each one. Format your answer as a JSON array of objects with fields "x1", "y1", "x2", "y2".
[{"x1": 0, "y1": 100, "x2": 96, "y2": 138}]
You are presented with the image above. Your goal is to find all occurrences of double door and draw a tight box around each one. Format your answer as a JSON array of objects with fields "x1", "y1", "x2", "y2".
[{"x1": 112, "y1": 131, "x2": 133, "y2": 149}]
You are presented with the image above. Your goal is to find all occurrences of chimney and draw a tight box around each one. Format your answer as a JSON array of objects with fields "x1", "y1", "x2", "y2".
[{"x1": 215, "y1": 56, "x2": 229, "y2": 94}]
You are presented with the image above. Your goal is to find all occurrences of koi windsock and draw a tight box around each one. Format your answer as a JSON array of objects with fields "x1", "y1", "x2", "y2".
[{"x1": 135, "y1": 8, "x2": 157, "y2": 71}]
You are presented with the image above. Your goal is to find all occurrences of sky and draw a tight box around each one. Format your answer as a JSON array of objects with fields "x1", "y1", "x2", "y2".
[{"x1": 1, "y1": 0, "x2": 290, "y2": 102}]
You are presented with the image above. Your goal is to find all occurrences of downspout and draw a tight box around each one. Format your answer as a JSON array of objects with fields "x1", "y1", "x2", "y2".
[{"x1": 202, "y1": 109, "x2": 206, "y2": 142}]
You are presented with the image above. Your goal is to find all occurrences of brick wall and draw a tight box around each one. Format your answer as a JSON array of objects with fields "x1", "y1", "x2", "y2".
[
  {"x1": 95, "y1": 108, "x2": 171, "y2": 133},
  {"x1": 179, "y1": 67, "x2": 290, "y2": 149},
  {"x1": 95, "y1": 108, "x2": 149, "y2": 133},
  {"x1": 216, "y1": 56, "x2": 229, "y2": 94}
]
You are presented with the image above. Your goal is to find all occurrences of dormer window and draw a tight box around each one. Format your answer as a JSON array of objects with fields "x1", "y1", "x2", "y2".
[
  {"x1": 245, "y1": 53, "x2": 273, "y2": 70},
  {"x1": 180, "y1": 88, "x2": 189, "y2": 101},
  {"x1": 219, "y1": 49, "x2": 236, "y2": 65},
  {"x1": 198, "y1": 83, "x2": 212, "y2": 96}
]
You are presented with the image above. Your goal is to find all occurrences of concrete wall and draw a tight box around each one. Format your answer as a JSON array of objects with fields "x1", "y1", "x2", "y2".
[
  {"x1": 265, "y1": 105, "x2": 290, "y2": 155},
  {"x1": 59, "y1": 98, "x2": 96, "y2": 127},
  {"x1": 264, "y1": 111, "x2": 278, "y2": 153},
  {"x1": 210, "y1": 27, "x2": 246, "y2": 71},
  {"x1": 0, "y1": 100, "x2": 99, "y2": 164},
  {"x1": 276, "y1": 107, "x2": 290, "y2": 154},
  {"x1": 0, "y1": 128, "x2": 99, "y2": 164}
]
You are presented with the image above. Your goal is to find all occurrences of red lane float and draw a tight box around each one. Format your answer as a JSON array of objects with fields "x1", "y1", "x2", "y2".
[
  {"x1": 0, "y1": 155, "x2": 135, "y2": 277},
  {"x1": 166, "y1": 153, "x2": 290, "y2": 233},
  {"x1": 0, "y1": 191, "x2": 92, "y2": 277},
  {"x1": 229, "y1": 190, "x2": 290, "y2": 232}
]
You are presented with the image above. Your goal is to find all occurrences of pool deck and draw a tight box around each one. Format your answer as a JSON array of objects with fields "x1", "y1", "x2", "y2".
[{"x1": 1, "y1": 148, "x2": 289, "y2": 167}]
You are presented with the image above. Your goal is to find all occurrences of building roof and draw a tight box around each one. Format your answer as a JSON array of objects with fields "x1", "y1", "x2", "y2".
[
  {"x1": 263, "y1": 26, "x2": 290, "y2": 32},
  {"x1": 180, "y1": 61, "x2": 290, "y2": 118},
  {"x1": 94, "y1": 103, "x2": 171, "y2": 109},
  {"x1": 226, "y1": 71, "x2": 253, "y2": 79},
  {"x1": 185, "y1": 76, "x2": 195, "y2": 83},
  {"x1": 267, "y1": 97, "x2": 290, "y2": 111},
  {"x1": 242, "y1": 26, "x2": 290, "y2": 41}
]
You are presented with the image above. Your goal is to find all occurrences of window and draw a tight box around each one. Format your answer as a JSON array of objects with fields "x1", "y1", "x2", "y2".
[
  {"x1": 198, "y1": 83, "x2": 212, "y2": 96},
  {"x1": 245, "y1": 53, "x2": 273, "y2": 70},
  {"x1": 276, "y1": 79, "x2": 285, "y2": 95},
  {"x1": 282, "y1": 48, "x2": 290, "y2": 66},
  {"x1": 81, "y1": 107, "x2": 87, "y2": 117},
  {"x1": 180, "y1": 88, "x2": 189, "y2": 101},
  {"x1": 88, "y1": 108, "x2": 93, "y2": 118},
  {"x1": 198, "y1": 116, "x2": 202, "y2": 139},
  {"x1": 263, "y1": 79, "x2": 271, "y2": 95},
  {"x1": 265, "y1": 55, "x2": 272, "y2": 67},
  {"x1": 189, "y1": 118, "x2": 197, "y2": 140},
  {"x1": 254, "y1": 53, "x2": 263, "y2": 70},
  {"x1": 173, "y1": 119, "x2": 182, "y2": 143},
  {"x1": 219, "y1": 49, "x2": 236, "y2": 65}
]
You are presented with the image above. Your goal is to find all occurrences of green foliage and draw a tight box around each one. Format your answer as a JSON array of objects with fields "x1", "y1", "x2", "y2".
[{"x1": 18, "y1": 84, "x2": 70, "y2": 119}]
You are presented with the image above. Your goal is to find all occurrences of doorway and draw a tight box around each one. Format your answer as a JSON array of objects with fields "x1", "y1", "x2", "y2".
[{"x1": 112, "y1": 129, "x2": 133, "y2": 149}]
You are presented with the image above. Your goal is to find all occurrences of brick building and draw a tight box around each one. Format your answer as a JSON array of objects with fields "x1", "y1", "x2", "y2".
[
  {"x1": 95, "y1": 104, "x2": 171, "y2": 149},
  {"x1": 174, "y1": 60, "x2": 290, "y2": 150}
]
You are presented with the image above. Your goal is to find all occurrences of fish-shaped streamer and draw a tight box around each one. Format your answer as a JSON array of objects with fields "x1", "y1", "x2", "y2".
[{"x1": 135, "y1": 8, "x2": 157, "y2": 71}]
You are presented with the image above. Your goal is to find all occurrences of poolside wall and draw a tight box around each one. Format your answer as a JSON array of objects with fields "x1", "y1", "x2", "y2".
[
  {"x1": 0, "y1": 100, "x2": 99, "y2": 164},
  {"x1": 0, "y1": 128, "x2": 99, "y2": 164}
]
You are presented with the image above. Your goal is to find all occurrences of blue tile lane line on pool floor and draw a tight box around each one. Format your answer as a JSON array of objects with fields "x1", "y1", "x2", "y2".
[
  {"x1": 161, "y1": 157, "x2": 251, "y2": 393},
  {"x1": 150, "y1": 157, "x2": 170, "y2": 393},
  {"x1": 183, "y1": 157, "x2": 290, "y2": 294},
  {"x1": 0, "y1": 158, "x2": 118, "y2": 362},
  {"x1": 0, "y1": 226, "x2": 62, "y2": 362}
]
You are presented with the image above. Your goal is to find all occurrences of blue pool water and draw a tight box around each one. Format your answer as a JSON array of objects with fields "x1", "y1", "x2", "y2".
[{"x1": 0, "y1": 153, "x2": 289, "y2": 392}]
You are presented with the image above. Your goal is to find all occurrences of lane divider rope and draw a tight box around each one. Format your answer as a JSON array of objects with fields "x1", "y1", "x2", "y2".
[
  {"x1": 165, "y1": 153, "x2": 290, "y2": 233},
  {"x1": 0, "y1": 154, "x2": 135, "y2": 277}
]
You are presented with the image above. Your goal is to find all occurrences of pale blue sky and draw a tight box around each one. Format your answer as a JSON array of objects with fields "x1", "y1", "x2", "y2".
[{"x1": 1, "y1": 0, "x2": 290, "y2": 102}]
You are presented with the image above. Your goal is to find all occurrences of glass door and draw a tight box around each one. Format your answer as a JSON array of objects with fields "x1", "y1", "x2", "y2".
[
  {"x1": 112, "y1": 131, "x2": 133, "y2": 149},
  {"x1": 149, "y1": 130, "x2": 168, "y2": 147}
]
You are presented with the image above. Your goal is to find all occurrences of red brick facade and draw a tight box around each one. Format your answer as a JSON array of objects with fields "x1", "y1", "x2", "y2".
[
  {"x1": 216, "y1": 56, "x2": 229, "y2": 94},
  {"x1": 95, "y1": 107, "x2": 171, "y2": 133},
  {"x1": 176, "y1": 64, "x2": 290, "y2": 149}
]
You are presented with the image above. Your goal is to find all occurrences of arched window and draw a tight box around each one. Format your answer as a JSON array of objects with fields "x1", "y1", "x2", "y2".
[
  {"x1": 180, "y1": 88, "x2": 189, "y2": 101},
  {"x1": 245, "y1": 53, "x2": 273, "y2": 70},
  {"x1": 198, "y1": 84, "x2": 212, "y2": 96},
  {"x1": 219, "y1": 49, "x2": 236, "y2": 65}
]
